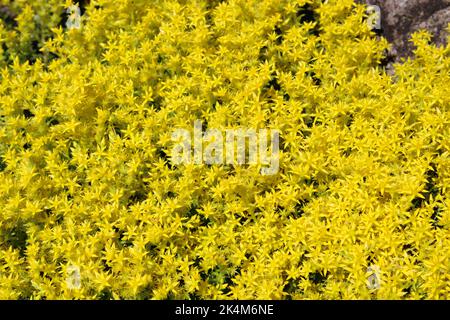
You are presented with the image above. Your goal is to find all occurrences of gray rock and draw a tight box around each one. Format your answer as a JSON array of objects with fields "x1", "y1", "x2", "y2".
[{"x1": 364, "y1": 0, "x2": 450, "y2": 61}]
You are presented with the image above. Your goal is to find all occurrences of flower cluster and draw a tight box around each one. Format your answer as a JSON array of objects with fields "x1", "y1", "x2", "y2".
[{"x1": 0, "y1": 0, "x2": 449, "y2": 299}]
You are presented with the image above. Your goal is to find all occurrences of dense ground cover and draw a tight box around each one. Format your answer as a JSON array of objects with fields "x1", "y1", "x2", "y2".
[{"x1": 0, "y1": 0, "x2": 449, "y2": 299}]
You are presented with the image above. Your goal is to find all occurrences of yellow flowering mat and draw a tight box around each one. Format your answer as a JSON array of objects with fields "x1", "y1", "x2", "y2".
[{"x1": 0, "y1": 0, "x2": 449, "y2": 299}]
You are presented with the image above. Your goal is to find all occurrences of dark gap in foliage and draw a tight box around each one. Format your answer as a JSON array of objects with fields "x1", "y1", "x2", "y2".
[
  {"x1": 18, "y1": 292, "x2": 34, "y2": 300},
  {"x1": 4, "y1": 224, "x2": 28, "y2": 257},
  {"x1": 223, "y1": 269, "x2": 239, "y2": 295},
  {"x1": 431, "y1": 206, "x2": 443, "y2": 229},
  {"x1": 192, "y1": 256, "x2": 202, "y2": 269},
  {"x1": 267, "y1": 75, "x2": 281, "y2": 91},
  {"x1": 23, "y1": 109, "x2": 35, "y2": 119},
  {"x1": 0, "y1": 5, "x2": 18, "y2": 28},
  {"x1": 305, "y1": 115, "x2": 317, "y2": 128},
  {"x1": 202, "y1": 118, "x2": 209, "y2": 131},
  {"x1": 301, "y1": 129, "x2": 312, "y2": 138},
  {"x1": 0, "y1": 156, "x2": 7, "y2": 172},
  {"x1": 78, "y1": 0, "x2": 90, "y2": 15},
  {"x1": 135, "y1": 284, "x2": 153, "y2": 299},
  {"x1": 235, "y1": 212, "x2": 248, "y2": 225},
  {"x1": 274, "y1": 25, "x2": 284, "y2": 45},
  {"x1": 373, "y1": 27, "x2": 384, "y2": 37},
  {"x1": 402, "y1": 285, "x2": 412, "y2": 297},
  {"x1": 1, "y1": 5, "x2": 59, "y2": 63},
  {"x1": 45, "y1": 117, "x2": 60, "y2": 127},
  {"x1": 308, "y1": 270, "x2": 327, "y2": 285},
  {"x1": 301, "y1": 251, "x2": 309, "y2": 263},
  {"x1": 166, "y1": 292, "x2": 176, "y2": 299},
  {"x1": 409, "y1": 163, "x2": 440, "y2": 210},
  {"x1": 166, "y1": 191, "x2": 176, "y2": 199},
  {"x1": 283, "y1": 276, "x2": 300, "y2": 299},
  {"x1": 184, "y1": 24, "x2": 196, "y2": 32},
  {"x1": 24, "y1": 35, "x2": 52, "y2": 65},
  {"x1": 306, "y1": 71, "x2": 322, "y2": 86},
  {"x1": 145, "y1": 243, "x2": 158, "y2": 258},
  {"x1": 102, "y1": 260, "x2": 112, "y2": 273},
  {"x1": 258, "y1": 45, "x2": 269, "y2": 62},
  {"x1": 402, "y1": 244, "x2": 418, "y2": 256},
  {"x1": 395, "y1": 223, "x2": 408, "y2": 232},
  {"x1": 156, "y1": 54, "x2": 165, "y2": 64},
  {"x1": 44, "y1": 208, "x2": 64, "y2": 224},
  {"x1": 278, "y1": 134, "x2": 287, "y2": 152},
  {"x1": 345, "y1": 113, "x2": 354, "y2": 128},
  {"x1": 18, "y1": 127, "x2": 26, "y2": 137},
  {"x1": 42, "y1": 53, "x2": 60, "y2": 68},
  {"x1": 29, "y1": 40, "x2": 41, "y2": 64},
  {"x1": 186, "y1": 203, "x2": 198, "y2": 217},
  {"x1": 65, "y1": 190, "x2": 74, "y2": 201},
  {"x1": 305, "y1": 177, "x2": 319, "y2": 188},
  {"x1": 188, "y1": 293, "x2": 202, "y2": 300},
  {"x1": 163, "y1": 69, "x2": 173, "y2": 77},
  {"x1": 127, "y1": 190, "x2": 147, "y2": 206},
  {"x1": 379, "y1": 48, "x2": 396, "y2": 71},
  {"x1": 205, "y1": 0, "x2": 226, "y2": 27},
  {"x1": 289, "y1": 199, "x2": 309, "y2": 219},
  {"x1": 111, "y1": 122, "x2": 124, "y2": 138},
  {"x1": 200, "y1": 265, "x2": 239, "y2": 295},
  {"x1": 60, "y1": 140, "x2": 75, "y2": 165},
  {"x1": 113, "y1": 226, "x2": 133, "y2": 248},
  {"x1": 297, "y1": 4, "x2": 316, "y2": 24},
  {"x1": 205, "y1": 12, "x2": 213, "y2": 28},
  {"x1": 1, "y1": 43, "x2": 9, "y2": 62},
  {"x1": 149, "y1": 95, "x2": 163, "y2": 111},
  {"x1": 156, "y1": 147, "x2": 173, "y2": 170},
  {"x1": 297, "y1": 4, "x2": 320, "y2": 36},
  {"x1": 342, "y1": 147, "x2": 353, "y2": 157},
  {"x1": 97, "y1": 289, "x2": 113, "y2": 300},
  {"x1": 187, "y1": 203, "x2": 211, "y2": 227},
  {"x1": 200, "y1": 265, "x2": 218, "y2": 283},
  {"x1": 366, "y1": 253, "x2": 376, "y2": 265},
  {"x1": 39, "y1": 271, "x2": 53, "y2": 281}
]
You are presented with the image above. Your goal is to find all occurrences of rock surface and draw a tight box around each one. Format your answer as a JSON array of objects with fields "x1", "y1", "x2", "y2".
[{"x1": 364, "y1": 0, "x2": 450, "y2": 61}]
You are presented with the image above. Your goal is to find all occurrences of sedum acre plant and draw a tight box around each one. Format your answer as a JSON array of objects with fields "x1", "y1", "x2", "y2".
[{"x1": 0, "y1": 0, "x2": 449, "y2": 300}]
